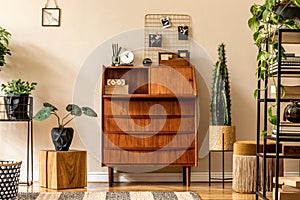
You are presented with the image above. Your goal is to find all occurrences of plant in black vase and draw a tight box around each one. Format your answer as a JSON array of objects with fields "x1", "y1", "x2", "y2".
[
  {"x1": 1, "y1": 79, "x2": 37, "y2": 120},
  {"x1": 33, "y1": 102, "x2": 97, "y2": 151}
]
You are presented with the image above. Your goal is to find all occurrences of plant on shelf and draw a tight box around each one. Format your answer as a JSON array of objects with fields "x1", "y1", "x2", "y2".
[
  {"x1": 0, "y1": 26, "x2": 11, "y2": 67},
  {"x1": 209, "y1": 43, "x2": 236, "y2": 151},
  {"x1": 1, "y1": 79, "x2": 37, "y2": 120},
  {"x1": 248, "y1": 0, "x2": 300, "y2": 134},
  {"x1": 33, "y1": 102, "x2": 98, "y2": 151}
]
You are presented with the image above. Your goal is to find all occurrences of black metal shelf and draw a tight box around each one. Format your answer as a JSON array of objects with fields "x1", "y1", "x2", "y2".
[
  {"x1": 256, "y1": 29, "x2": 300, "y2": 200},
  {"x1": 0, "y1": 96, "x2": 33, "y2": 186}
]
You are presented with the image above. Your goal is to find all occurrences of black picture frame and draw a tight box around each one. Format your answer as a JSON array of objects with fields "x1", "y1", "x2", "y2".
[
  {"x1": 178, "y1": 26, "x2": 189, "y2": 40},
  {"x1": 149, "y1": 34, "x2": 162, "y2": 47},
  {"x1": 42, "y1": 8, "x2": 61, "y2": 27}
]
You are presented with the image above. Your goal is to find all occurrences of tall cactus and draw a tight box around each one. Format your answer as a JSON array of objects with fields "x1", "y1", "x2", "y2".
[{"x1": 211, "y1": 43, "x2": 232, "y2": 126}]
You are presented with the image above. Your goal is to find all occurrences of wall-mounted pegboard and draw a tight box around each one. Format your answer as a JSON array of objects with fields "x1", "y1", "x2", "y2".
[{"x1": 144, "y1": 14, "x2": 191, "y2": 65}]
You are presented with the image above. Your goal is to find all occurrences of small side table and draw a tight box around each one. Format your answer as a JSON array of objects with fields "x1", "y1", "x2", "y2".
[{"x1": 39, "y1": 150, "x2": 87, "y2": 189}]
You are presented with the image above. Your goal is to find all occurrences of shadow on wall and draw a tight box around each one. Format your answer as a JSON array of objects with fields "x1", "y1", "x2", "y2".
[{"x1": 0, "y1": 41, "x2": 79, "y2": 153}]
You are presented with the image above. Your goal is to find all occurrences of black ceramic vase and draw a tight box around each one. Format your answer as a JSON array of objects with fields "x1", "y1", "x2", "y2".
[
  {"x1": 4, "y1": 94, "x2": 30, "y2": 120},
  {"x1": 283, "y1": 101, "x2": 300, "y2": 123},
  {"x1": 51, "y1": 127, "x2": 74, "y2": 151}
]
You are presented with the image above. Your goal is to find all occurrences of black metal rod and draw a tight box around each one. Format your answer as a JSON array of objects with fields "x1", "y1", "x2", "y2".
[{"x1": 222, "y1": 133, "x2": 225, "y2": 189}]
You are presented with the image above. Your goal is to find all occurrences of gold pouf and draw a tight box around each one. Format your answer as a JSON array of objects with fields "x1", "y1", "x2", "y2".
[{"x1": 232, "y1": 140, "x2": 283, "y2": 194}]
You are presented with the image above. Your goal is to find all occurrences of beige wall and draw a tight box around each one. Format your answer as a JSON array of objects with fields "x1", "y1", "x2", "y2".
[{"x1": 1, "y1": 0, "x2": 288, "y2": 180}]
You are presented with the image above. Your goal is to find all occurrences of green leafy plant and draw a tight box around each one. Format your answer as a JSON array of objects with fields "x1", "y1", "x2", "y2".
[
  {"x1": 0, "y1": 26, "x2": 11, "y2": 67},
  {"x1": 33, "y1": 102, "x2": 98, "y2": 128},
  {"x1": 248, "y1": 0, "x2": 300, "y2": 134},
  {"x1": 211, "y1": 43, "x2": 232, "y2": 126},
  {"x1": 1, "y1": 79, "x2": 37, "y2": 95}
]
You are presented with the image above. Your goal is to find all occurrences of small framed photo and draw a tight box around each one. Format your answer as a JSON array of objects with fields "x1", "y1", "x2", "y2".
[
  {"x1": 178, "y1": 26, "x2": 189, "y2": 40},
  {"x1": 42, "y1": 8, "x2": 61, "y2": 27},
  {"x1": 178, "y1": 50, "x2": 190, "y2": 59},
  {"x1": 149, "y1": 34, "x2": 162, "y2": 47},
  {"x1": 160, "y1": 17, "x2": 171, "y2": 28}
]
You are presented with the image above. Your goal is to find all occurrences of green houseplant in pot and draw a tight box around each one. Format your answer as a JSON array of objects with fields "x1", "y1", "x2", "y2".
[
  {"x1": 248, "y1": 0, "x2": 300, "y2": 134},
  {"x1": 1, "y1": 79, "x2": 37, "y2": 120},
  {"x1": 33, "y1": 102, "x2": 97, "y2": 151},
  {"x1": 209, "y1": 43, "x2": 236, "y2": 150},
  {"x1": 0, "y1": 26, "x2": 11, "y2": 67}
]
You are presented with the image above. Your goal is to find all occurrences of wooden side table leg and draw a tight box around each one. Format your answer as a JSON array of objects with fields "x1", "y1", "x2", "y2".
[{"x1": 108, "y1": 167, "x2": 114, "y2": 187}]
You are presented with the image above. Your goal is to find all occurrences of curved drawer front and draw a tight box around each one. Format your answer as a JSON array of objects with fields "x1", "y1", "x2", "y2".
[
  {"x1": 103, "y1": 117, "x2": 195, "y2": 132},
  {"x1": 104, "y1": 132, "x2": 196, "y2": 149},
  {"x1": 103, "y1": 148, "x2": 196, "y2": 166},
  {"x1": 104, "y1": 99, "x2": 195, "y2": 116}
]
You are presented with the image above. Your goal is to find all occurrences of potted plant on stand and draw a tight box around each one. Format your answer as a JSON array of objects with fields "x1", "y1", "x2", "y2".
[
  {"x1": 248, "y1": 0, "x2": 300, "y2": 133},
  {"x1": 1, "y1": 79, "x2": 37, "y2": 120},
  {"x1": 209, "y1": 43, "x2": 236, "y2": 150},
  {"x1": 0, "y1": 26, "x2": 11, "y2": 67},
  {"x1": 33, "y1": 102, "x2": 97, "y2": 151}
]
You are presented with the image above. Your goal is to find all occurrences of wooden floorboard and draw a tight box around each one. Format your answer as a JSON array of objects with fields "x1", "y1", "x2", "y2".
[{"x1": 18, "y1": 182, "x2": 273, "y2": 199}]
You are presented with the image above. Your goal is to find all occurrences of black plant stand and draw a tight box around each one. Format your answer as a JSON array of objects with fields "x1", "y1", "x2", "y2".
[
  {"x1": 0, "y1": 96, "x2": 33, "y2": 186},
  {"x1": 208, "y1": 133, "x2": 233, "y2": 188}
]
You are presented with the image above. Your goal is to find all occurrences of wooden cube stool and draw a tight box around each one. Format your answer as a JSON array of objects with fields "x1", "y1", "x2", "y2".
[
  {"x1": 39, "y1": 150, "x2": 87, "y2": 189},
  {"x1": 232, "y1": 141, "x2": 283, "y2": 193}
]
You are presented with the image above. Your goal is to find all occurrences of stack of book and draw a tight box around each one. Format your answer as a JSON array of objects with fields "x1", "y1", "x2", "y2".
[
  {"x1": 271, "y1": 54, "x2": 300, "y2": 74},
  {"x1": 270, "y1": 85, "x2": 300, "y2": 99},
  {"x1": 274, "y1": 177, "x2": 300, "y2": 199},
  {"x1": 104, "y1": 85, "x2": 129, "y2": 95},
  {"x1": 272, "y1": 122, "x2": 300, "y2": 137}
]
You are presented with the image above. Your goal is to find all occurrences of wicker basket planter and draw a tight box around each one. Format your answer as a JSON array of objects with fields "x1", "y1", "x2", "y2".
[{"x1": 0, "y1": 160, "x2": 22, "y2": 199}]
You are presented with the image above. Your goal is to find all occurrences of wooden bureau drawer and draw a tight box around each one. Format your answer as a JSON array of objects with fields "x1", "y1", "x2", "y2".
[
  {"x1": 103, "y1": 148, "x2": 196, "y2": 166},
  {"x1": 103, "y1": 117, "x2": 195, "y2": 132},
  {"x1": 103, "y1": 99, "x2": 195, "y2": 116},
  {"x1": 104, "y1": 132, "x2": 196, "y2": 149}
]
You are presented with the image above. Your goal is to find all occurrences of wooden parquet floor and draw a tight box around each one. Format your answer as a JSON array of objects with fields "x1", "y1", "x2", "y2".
[{"x1": 19, "y1": 182, "x2": 272, "y2": 199}]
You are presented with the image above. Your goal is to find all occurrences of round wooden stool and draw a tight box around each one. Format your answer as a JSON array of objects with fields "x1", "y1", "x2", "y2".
[{"x1": 232, "y1": 141, "x2": 283, "y2": 193}]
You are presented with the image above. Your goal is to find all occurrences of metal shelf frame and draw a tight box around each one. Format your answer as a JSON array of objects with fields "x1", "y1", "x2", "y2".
[
  {"x1": 0, "y1": 96, "x2": 33, "y2": 186},
  {"x1": 255, "y1": 29, "x2": 300, "y2": 200}
]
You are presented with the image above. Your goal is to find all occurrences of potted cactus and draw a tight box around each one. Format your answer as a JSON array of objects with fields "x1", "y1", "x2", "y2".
[{"x1": 209, "y1": 43, "x2": 236, "y2": 150}]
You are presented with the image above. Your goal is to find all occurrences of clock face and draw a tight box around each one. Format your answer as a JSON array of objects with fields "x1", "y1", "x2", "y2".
[{"x1": 120, "y1": 51, "x2": 134, "y2": 64}]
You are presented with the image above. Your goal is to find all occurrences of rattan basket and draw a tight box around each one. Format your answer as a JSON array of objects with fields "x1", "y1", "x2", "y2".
[{"x1": 0, "y1": 160, "x2": 22, "y2": 200}]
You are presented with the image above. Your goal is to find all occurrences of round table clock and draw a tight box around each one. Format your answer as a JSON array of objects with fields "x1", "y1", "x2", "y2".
[{"x1": 120, "y1": 50, "x2": 134, "y2": 65}]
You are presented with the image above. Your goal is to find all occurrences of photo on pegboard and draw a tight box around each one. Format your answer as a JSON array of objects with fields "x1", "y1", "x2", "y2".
[
  {"x1": 178, "y1": 26, "x2": 189, "y2": 40},
  {"x1": 178, "y1": 50, "x2": 190, "y2": 59},
  {"x1": 149, "y1": 34, "x2": 162, "y2": 47},
  {"x1": 161, "y1": 17, "x2": 171, "y2": 28}
]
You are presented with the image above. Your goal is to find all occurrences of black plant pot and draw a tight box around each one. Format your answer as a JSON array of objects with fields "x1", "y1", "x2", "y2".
[
  {"x1": 4, "y1": 94, "x2": 30, "y2": 120},
  {"x1": 51, "y1": 127, "x2": 74, "y2": 151}
]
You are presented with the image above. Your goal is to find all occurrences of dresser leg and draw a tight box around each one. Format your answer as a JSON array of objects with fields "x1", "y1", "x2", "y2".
[
  {"x1": 183, "y1": 167, "x2": 186, "y2": 185},
  {"x1": 108, "y1": 167, "x2": 114, "y2": 187},
  {"x1": 183, "y1": 166, "x2": 191, "y2": 186}
]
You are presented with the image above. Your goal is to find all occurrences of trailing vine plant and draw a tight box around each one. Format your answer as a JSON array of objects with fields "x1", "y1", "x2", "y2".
[{"x1": 248, "y1": 0, "x2": 300, "y2": 135}]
